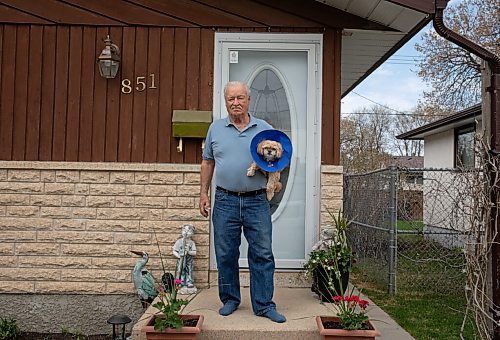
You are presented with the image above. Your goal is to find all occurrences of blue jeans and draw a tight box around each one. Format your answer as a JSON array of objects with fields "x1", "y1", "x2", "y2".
[{"x1": 212, "y1": 189, "x2": 276, "y2": 315}]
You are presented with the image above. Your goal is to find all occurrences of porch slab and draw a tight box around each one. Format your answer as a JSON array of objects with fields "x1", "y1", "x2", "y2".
[{"x1": 131, "y1": 287, "x2": 414, "y2": 340}]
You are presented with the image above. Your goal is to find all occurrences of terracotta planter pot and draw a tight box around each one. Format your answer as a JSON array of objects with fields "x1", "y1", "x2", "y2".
[
  {"x1": 143, "y1": 314, "x2": 204, "y2": 340},
  {"x1": 316, "y1": 316, "x2": 380, "y2": 340}
]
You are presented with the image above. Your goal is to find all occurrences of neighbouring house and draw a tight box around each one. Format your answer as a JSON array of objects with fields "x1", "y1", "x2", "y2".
[
  {"x1": 397, "y1": 104, "x2": 482, "y2": 247},
  {"x1": 388, "y1": 156, "x2": 424, "y2": 169},
  {"x1": 0, "y1": 0, "x2": 440, "y2": 333},
  {"x1": 397, "y1": 104, "x2": 481, "y2": 169}
]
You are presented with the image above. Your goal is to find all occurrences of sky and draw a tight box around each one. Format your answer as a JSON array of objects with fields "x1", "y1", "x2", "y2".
[
  {"x1": 340, "y1": 26, "x2": 431, "y2": 115},
  {"x1": 341, "y1": 0, "x2": 462, "y2": 115}
]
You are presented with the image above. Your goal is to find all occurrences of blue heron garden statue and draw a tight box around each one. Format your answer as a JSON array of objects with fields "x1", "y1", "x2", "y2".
[{"x1": 130, "y1": 250, "x2": 174, "y2": 309}]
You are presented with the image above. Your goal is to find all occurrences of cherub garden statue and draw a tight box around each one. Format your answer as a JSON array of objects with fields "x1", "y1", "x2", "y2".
[
  {"x1": 311, "y1": 225, "x2": 337, "y2": 251},
  {"x1": 172, "y1": 224, "x2": 197, "y2": 294}
]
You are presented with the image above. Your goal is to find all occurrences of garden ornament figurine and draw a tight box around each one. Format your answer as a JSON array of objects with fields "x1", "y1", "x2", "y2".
[
  {"x1": 130, "y1": 250, "x2": 158, "y2": 309},
  {"x1": 172, "y1": 224, "x2": 197, "y2": 294},
  {"x1": 311, "y1": 226, "x2": 337, "y2": 251}
]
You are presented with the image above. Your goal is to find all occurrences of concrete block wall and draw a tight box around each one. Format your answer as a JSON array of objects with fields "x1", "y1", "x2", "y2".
[
  {"x1": 0, "y1": 161, "x2": 210, "y2": 295},
  {"x1": 320, "y1": 165, "x2": 343, "y2": 227},
  {"x1": 0, "y1": 162, "x2": 342, "y2": 294},
  {"x1": 0, "y1": 161, "x2": 342, "y2": 334}
]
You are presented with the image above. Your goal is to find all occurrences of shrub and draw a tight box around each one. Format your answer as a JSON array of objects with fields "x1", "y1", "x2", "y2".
[{"x1": 0, "y1": 318, "x2": 21, "y2": 340}]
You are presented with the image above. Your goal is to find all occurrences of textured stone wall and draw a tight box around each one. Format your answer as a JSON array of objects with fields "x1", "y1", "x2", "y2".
[
  {"x1": 320, "y1": 165, "x2": 344, "y2": 226},
  {"x1": 0, "y1": 162, "x2": 342, "y2": 294},
  {"x1": 0, "y1": 161, "x2": 342, "y2": 334},
  {"x1": 0, "y1": 161, "x2": 209, "y2": 296}
]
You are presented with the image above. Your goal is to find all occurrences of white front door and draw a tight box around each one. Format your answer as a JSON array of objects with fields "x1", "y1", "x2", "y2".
[{"x1": 211, "y1": 33, "x2": 322, "y2": 269}]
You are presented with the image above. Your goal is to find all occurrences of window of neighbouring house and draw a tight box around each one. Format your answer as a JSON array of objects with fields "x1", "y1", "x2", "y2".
[
  {"x1": 405, "y1": 173, "x2": 423, "y2": 185},
  {"x1": 455, "y1": 125, "x2": 475, "y2": 168}
]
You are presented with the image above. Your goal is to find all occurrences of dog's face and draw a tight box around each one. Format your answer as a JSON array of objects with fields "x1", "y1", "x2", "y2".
[{"x1": 257, "y1": 140, "x2": 283, "y2": 163}]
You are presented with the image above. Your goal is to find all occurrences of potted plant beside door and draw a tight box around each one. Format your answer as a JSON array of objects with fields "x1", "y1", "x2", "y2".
[
  {"x1": 142, "y1": 276, "x2": 203, "y2": 340},
  {"x1": 315, "y1": 287, "x2": 380, "y2": 339},
  {"x1": 304, "y1": 210, "x2": 354, "y2": 302},
  {"x1": 304, "y1": 211, "x2": 380, "y2": 339},
  {"x1": 141, "y1": 227, "x2": 204, "y2": 340}
]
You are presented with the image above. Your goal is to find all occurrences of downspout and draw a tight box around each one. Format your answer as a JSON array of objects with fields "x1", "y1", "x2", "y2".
[
  {"x1": 433, "y1": 0, "x2": 500, "y2": 338},
  {"x1": 433, "y1": 0, "x2": 500, "y2": 150}
]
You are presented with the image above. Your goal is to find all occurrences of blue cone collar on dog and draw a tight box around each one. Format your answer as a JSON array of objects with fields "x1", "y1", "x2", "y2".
[{"x1": 250, "y1": 129, "x2": 293, "y2": 173}]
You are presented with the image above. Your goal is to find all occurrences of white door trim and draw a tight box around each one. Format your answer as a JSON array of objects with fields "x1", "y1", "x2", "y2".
[{"x1": 210, "y1": 33, "x2": 323, "y2": 270}]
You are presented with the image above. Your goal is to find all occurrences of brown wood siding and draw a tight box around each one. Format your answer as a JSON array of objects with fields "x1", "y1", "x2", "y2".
[
  {"x1": 157, "y1": 28, "x2": 175, "y2": 163},
  {"x1": 39, "y1": 26, "x2": 56, "y2": 161},
  {"x1": 322, "y1": 29, "x2": 334, "y2": 165},
  {"x1": 66, "y1": 26, "x2": 83, "y2": 162},
  {"x1": 130, "y1": 27, "x2": 148, "y2": 162},
  {"x1": 12, "y1": 25, "x2": 29, "y2": 160},
  {"x1": 0, "y1": 24, "x2": 340, "y2": 165},
  {"x1": 117, "y1": 27, "x2": 134, "y2": 162},
  {"x1": 92, "y1": 26, "x2": 109, "y2": 162},
  {"x1": 144, "y1": 27, "x2": 161, "y2": 163},
  {"x1": 79, "y1": 26, "x2": 96, "y2": 162},
  {"x1": 0, "y1": 0, "x2": 358, "y2": 166},
  {"x1": 0, "y1": 25, "x2": 15, "y2": 160},
  {"x1": 332, "y1": 30, "x2": 342, "y2": 165},
  {"x1": 0, "y1": 24, "x2": 218, "y2": 163},
  {"x1": 26, "y1": 25, "x2": 43, "y2": 161},
  {"x1": 104, "y1": 26, "x2": 123, "y2": 162},
  {"x1": 321, "y1": 29, "x2": 342, "y2": 165},
  {"x1": 52, "y1": 26, "x2": 70, "y2": 161},
  {"x1": 198, "y1": 29, "x2": 214, "y2": 161}
]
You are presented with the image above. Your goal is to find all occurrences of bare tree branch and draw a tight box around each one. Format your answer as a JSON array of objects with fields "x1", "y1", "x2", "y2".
[{"x1": 415, "y1": 0, "x2": 499, "y2": 111}]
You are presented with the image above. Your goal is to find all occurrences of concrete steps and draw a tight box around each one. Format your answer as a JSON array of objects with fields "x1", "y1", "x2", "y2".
[{"x1": 131, "y1": 287, "x2": 414, "y2": 340}]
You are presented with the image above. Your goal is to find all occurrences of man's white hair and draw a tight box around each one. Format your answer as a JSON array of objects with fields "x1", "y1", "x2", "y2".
[{"x1": 224, "y1": 81, "x2": 250, "y2": 98}]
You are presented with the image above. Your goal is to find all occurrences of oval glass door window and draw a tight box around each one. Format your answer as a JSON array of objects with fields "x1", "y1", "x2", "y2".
[{"x1": 249, "y1": 68, "x2": 292, "y2": 214}]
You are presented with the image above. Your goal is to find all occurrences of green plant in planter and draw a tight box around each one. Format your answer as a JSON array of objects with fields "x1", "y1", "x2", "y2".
[
  {"x1": 149, "y1": 225, "x2": 200, "y2": 331},
  {"x1": 332, "y1": 288, "x2": 370, "y2": 330},
  {"x1": 304, "y1": 210, "x2": 355, "y2": 300},
  {"x1": 0, "y1": 317, "x2": 21, "y2": 340}
]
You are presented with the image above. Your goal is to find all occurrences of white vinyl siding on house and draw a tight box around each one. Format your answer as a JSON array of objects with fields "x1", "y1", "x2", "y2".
[{"x1": 424, "y1": 130, "x2": 455, "y2": 168}]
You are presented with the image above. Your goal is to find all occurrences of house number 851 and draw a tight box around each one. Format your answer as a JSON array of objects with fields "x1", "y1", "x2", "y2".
[{"x1": 121, "y1": 74, "x2": 157, "y2": 94}]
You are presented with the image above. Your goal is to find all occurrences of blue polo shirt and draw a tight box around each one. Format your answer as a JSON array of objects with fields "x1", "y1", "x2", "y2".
[{"x1": 203, "y1": 115, "x2": 273, "y2": 192}]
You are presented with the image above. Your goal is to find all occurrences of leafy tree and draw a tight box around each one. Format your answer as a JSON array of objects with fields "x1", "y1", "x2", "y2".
[{"x1": 415, "y1": 0, "x2": 499, "y2": 111}]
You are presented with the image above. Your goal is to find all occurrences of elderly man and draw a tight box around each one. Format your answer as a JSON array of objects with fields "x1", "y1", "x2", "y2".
[{"x1": 199, "y1": 81, "x2": 286, "y2": 323}]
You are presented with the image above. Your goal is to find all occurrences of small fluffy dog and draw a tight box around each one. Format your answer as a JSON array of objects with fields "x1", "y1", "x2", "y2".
[{"x1": 247, "y1": 140, "x2": 283, "y2": 201}]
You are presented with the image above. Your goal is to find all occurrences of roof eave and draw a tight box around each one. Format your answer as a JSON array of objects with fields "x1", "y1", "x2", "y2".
[
  {"x1": 387, "y1": 0, "x2": 444, "y2": 15},
  {"x1": 341, "y1": 15, "x2": 431, "y2": 98},
  {"x1": 396, "y1": 104, "x2": 482, "y2": 140},
  {"x1": 256, "y1": 0, "x2": 396, "y2": 31}
]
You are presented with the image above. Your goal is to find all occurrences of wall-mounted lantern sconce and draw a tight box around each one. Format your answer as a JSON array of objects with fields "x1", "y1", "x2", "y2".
[{"x1": 97, "y1": 35, "x2": 121, "y2": 79}]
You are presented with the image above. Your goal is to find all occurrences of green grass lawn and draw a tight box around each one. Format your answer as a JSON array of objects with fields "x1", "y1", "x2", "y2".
[
  {"x1": 349, "y1": 219, "x2": 477, "y2": 338},
  {"x1": 397, "y1": 220, "x2": 424, "y2": 231},
  {"x1": 351, "y1": 268, "x2": 478, "y2": 339}
]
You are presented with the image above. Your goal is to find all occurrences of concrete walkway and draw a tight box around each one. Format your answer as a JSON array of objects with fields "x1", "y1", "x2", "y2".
[{"x1": 132, "y1": 286, "x2": 414, "y2": 339}]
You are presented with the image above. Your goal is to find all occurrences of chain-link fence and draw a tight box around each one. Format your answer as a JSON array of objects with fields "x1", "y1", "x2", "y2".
[{"x1": 344, "y1": 167, "x2": 472, "y2": 295}]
